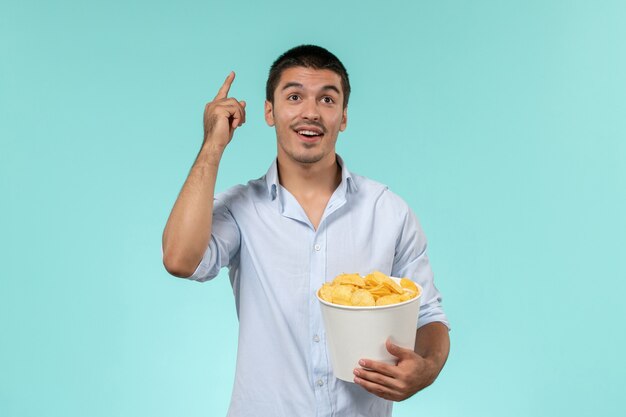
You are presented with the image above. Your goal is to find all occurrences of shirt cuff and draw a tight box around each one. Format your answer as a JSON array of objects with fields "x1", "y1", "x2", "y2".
[
  {"x1": 187, "y1": 244, "x2": 220, "y2": 282},
  {"x1": 417, "y1": 303, "x2": 451, "y2": 331}
]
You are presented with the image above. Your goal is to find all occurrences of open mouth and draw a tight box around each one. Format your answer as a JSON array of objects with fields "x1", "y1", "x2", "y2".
[{"x1": 294, "y1": 127, "x2": 324, "y2": 143}]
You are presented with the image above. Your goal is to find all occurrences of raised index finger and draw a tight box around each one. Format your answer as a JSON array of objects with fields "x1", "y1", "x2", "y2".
[{"x1": 214, "y1": 71, "x2": 235, "y2": 100}]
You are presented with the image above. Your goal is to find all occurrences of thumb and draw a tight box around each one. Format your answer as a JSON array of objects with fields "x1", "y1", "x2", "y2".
[
  {"x1": 240, "y1": 100, "x2": 246, "y2": 108},
  {"x1": 386, "y1": 338, "x2": 414, "y2": 360}
]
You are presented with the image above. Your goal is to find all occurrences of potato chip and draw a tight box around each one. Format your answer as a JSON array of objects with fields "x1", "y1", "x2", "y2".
[
  {"x1": 400, "y1": 278, "x2": 418, "y2": 294},
  {"x1": 350, "y1": 289, "x2": 375, "y2": 306},
  {"x1": 398, "y1": 291, "x2": 412, "y2": 302},
  {"x1": 331, "y1": 284, "x2": 354, "y2": 306},
  {"x1": 333, "y1": 273, "x2": 366, "y2": 287},
  {"x1": 370, "y1": 290, "x2": 391, "y2": 299},
  {"x1": 363, "y1": 273, "x2": 382, "y2": 287},
  {"x1": 365, "y1": 271, "x2": 403, "y2": 294},
  {"x1": 319, "y1": 283, "x2": 334, "y2": 302},
  {"x1": 366, "y1": 283, "x2": 386, "y2": 293},
  {"x1": 375, "y1": 294, "x2": 403, "y2": 306}
]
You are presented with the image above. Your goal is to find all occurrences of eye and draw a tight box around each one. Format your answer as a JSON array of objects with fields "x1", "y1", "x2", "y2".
[
  {"x1": 321, "y1": 96, "x2": 335, "y2": 104},
  {"x1": 287, "y1": 94, "x2": 300, "y2": 101}
]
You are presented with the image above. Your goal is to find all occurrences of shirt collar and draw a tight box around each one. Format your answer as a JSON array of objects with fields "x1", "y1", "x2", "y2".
[{"x1": 264, "y1": 154, "x2": 357, "y2": 201}]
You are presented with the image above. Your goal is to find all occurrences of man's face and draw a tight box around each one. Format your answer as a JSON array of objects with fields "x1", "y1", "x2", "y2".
[{"x1": 265, "y1": 66, "x2": 347, "y2": 165}]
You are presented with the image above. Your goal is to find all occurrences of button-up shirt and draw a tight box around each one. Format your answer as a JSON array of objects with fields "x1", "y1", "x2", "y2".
[{"x1": 188, "y1": 155, "x2": 448, "y2": 417}]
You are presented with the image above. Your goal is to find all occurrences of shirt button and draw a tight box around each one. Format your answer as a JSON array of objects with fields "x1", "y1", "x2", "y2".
[
  {"x1": 314, "y1": 244, "x2": 321, "y2": 251},
  {"x1": 316, "y1": 379, "x2": 324, "y2": 387},
  {"x1": 313, "y1": 335, "x2": 320, "y2": 343}
]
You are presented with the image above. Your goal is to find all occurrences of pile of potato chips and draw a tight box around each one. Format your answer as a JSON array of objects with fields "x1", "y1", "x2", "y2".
[{"x1": 318, "y1": 271, "x2": 420, "y2": 307}]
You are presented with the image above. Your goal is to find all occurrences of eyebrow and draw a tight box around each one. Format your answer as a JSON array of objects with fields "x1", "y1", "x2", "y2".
[{"x1": 281, "y1": 82, "x2": 341, "y2": 95}]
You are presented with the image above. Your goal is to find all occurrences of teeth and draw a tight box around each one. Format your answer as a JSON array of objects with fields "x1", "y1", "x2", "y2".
[{"x1": 298, "y1": 130, "x2": 321, "y2": 136}]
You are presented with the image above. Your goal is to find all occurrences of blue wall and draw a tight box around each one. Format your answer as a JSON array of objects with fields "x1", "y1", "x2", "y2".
[{"x1": 2, "y1": 1, "x2": 625, "y2": 416}]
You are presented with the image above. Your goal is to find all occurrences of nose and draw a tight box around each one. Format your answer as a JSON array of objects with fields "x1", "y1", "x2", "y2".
[{"x1": 301, "y1": 97, "x2": 320, "y2": 120}]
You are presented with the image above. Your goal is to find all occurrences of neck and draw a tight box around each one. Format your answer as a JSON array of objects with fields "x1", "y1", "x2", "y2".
[{"x1": 277, "y1": 152, "x2": 342, "y2": 198}]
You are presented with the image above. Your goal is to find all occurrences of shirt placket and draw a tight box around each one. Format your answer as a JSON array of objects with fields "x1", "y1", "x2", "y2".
[{"x1": 309, "y1": 224, "x2": 333, "y2": 417}]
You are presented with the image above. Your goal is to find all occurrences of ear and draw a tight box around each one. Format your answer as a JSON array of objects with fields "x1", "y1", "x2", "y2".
[
  {"x1": 339, "y1": 106, "x2": 348, "y2": 132},
  {"x1": 264, "y1": 100, "x2": 275, "y2": 126}
]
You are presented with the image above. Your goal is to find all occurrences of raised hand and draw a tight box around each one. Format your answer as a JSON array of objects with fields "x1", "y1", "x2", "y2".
[{"x1": 203, "y1": 71, "x2": 247, "y2": 148}]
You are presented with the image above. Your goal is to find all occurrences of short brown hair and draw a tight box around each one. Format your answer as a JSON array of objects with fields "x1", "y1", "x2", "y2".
[{"x1": 266, "y1": 45, "x2": 351, "y2": 108}]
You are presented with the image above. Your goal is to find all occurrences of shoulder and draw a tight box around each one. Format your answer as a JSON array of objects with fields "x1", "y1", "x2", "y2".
[
  {"x1": 214, "y1": 175, "x2": 268, "y2": 209},
  {"x1": 351, "y1": 172, "x2": 412, "y2": 218}
]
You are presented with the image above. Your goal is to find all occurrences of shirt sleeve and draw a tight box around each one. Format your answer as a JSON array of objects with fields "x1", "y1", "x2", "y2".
[
  {"x1": 391, "y1": 205, "x2": 450, "y2": 330},
  {"x1": 187, "y1": 196, "x2": 241, "y2": 282}
]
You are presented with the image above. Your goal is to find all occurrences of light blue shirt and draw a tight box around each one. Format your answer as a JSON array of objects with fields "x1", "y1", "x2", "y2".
[{"x1": 187, "y1": 155, "x2": 448, "y2": 417}]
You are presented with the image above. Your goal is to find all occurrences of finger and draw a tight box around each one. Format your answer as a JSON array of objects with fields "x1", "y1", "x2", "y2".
[
  {"x1": 353, "y1": 376, "x2": 398, "y2": 401},
  {"x1": 214, "y1": 71, "x2": 235, "y2": 100},
  {"x1": 231, "y1": 117, "x2": 241, "y2": 129},
  {"x1": 210, "y1": 102, "x2": 243, "y2": 125},
  {"x1": 217, "y1": 100, "x2": 245, "y2": 123},
  {"x1": 386, "y1": 339, "x2": 415, "y2": 360},
  {"x1": 354, "y1": 367, "x2": 402, "y2": 391},
  {"x1": 230, "y1": 106, "x2": 244, "y2": 129},
  {"x1": 357, "y1": 358, "x2": 399, "y2": 379},
  {"x1": 222, "y1": 98, "x2": 246, "y2": 124},
  {"x1": 212, "y1": 98, "x2": 245, "y2": 129},
  {"x1": 233, "y1": 101, "x2": 246, "y2": 127},
  {"x1": 235, "y1": 100, "x2": 246, "y2": 125}
]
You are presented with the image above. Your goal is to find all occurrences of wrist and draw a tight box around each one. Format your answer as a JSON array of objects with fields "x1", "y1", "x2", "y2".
[
  {"x1": 422, "y1": 357, "x2": 439, "y2": 385},
  {"x1": 417, "y1": 353, "x2": 446, "y2": 388},
  {"x1": 199, "y1": 142, "x2": 226, "y2": 166}
]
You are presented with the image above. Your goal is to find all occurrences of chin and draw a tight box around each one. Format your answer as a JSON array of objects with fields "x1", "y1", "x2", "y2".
[
  {"x1": 292, "y1": 153, "x2": 325, "y2": 164},
  {"x1": 285, "y1": 148, "x2": 327, "y2": 164}
]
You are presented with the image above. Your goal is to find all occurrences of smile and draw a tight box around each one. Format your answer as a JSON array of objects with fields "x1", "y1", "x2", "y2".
[
  {"x1": 295, "y1": 130, "x2": 323, "y2": 143},
  {"x1": 293, "y1": 125, "x2": 325, "y2": 143},
  {"x1": 298, "y1": 130, "x2": 322, "y2": 136}
]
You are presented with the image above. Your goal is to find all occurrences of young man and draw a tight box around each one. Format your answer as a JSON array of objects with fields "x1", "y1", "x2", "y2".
[{"x1": 162, "y1": 45, "x2": 450, "y2": 417}]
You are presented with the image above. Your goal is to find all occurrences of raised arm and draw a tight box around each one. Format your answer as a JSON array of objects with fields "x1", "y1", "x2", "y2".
[{"x1": 162, "y1": 72, "x2": 246, "y2": 277}]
